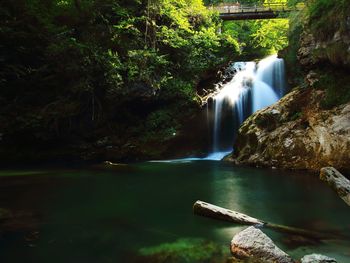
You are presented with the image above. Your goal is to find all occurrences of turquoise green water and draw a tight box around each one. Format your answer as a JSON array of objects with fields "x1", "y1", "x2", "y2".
[{"x1": 0, "y1": 161, "x2": 350, "y2": 262}]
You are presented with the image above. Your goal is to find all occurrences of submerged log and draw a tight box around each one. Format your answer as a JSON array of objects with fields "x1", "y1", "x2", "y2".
[{"x1": 193, "y1": 200, "x2": 338, "y2": 240}]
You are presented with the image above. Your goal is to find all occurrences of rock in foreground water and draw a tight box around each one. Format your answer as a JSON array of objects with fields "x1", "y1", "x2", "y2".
[
  {"x1": 300, "y1": 253, "x2": 337, "y2": 263},
  {"x1": 320, "y1": 167, "x2": 350, "y2": 206},
  {"x1": 230, "y1": 226, "x2": 293, "y2": 263}
]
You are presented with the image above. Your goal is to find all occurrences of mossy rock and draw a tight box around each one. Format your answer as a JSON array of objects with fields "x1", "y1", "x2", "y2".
[{"x1": 254, "y1": 110, "x2": 281, "y2": 131}]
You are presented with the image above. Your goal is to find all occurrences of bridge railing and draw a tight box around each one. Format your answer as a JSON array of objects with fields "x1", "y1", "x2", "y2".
[{"x1": 210, "y1": 2, "x2": 300, "y2": 14}]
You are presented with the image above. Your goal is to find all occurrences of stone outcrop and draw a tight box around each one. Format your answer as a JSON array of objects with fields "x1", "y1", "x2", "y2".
[
  {"x1": 297, "y1": 32, "x2": 316, "y2": 69},
  {"x1": 297, "y1": 29, "x2": 350, "y2": 70},
  {"x1": 320, "y1": 167, "x2": 350, "y2": 206},
  {"x1": 229, "y1": 88, "x2": 350, "y2": 171},
  {"x1": 235, "y1": 7, "x2": 350, "y2": 171},
  {"x1": 230, "y1": 226, "x2": 294, "y2": 263},
  {"x1": 297, "y1": 6, "x2": 350, "y2": 71},
  {"x1": 300, "y1": 253, "x2": 337, "y2": 263}
]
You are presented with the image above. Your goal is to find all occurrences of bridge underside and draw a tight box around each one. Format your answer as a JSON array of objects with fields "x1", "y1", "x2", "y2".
[{"x1": 220, "y1": 11, "x2": 290, "y2": 20}]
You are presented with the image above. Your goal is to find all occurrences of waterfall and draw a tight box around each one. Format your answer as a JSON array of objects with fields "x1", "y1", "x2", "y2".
[
  {"x1": 212, "y1": 62, "x2": 255, "y2": 153},
  {"x1": 207, "y1": 54, "x2": 287, "y2": 160},
  {"x1": 152, "y1": 55, "x2": 288, "y2": 163},
  {"x1": 252, "y1": 80, "x2": 279, "y2": 113},
  {"x1": 255, "y1": 55, "x2": 287, "y2": 98}
]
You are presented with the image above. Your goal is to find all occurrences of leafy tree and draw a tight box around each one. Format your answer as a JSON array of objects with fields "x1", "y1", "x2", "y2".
[
  {"x1": 223, "y1": 18, "x2": 289, "y2": 57},
  {"x1": 0, "y1": 0, "x2": 240, "y2": 161}
]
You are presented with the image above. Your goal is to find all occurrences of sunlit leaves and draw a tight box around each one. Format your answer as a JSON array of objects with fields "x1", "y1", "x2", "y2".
[
  {"x1": 223, "y1": 18, "x2": 289, "y2": 56},
  {"x1": 251, "y1": 19, "x2": 289, "y2": 53}
]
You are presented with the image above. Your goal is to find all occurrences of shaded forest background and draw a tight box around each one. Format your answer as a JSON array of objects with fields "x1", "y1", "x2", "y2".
[{"x1": 1, "y1": 0, "x2": 347, "y2": 164}]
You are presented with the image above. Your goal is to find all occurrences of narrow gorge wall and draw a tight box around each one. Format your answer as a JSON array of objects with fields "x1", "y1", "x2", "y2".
[
  {"x1": 229, "y1": 2, "x2": 350, "y2": 172},
  {"x1": 228, "y1": 88, "x2": 350, "y2": 172}
]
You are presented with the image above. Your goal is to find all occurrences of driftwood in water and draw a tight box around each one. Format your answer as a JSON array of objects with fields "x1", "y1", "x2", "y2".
[
  {"x1": 193, "y1": 200, "x2": 265, "y2": 226},
  {"x1": 193, "y1": 200, "x2": 338, "y2": 240},
  {"x1": 320, "y1": 167, "x2": 350, "y2": 206}
]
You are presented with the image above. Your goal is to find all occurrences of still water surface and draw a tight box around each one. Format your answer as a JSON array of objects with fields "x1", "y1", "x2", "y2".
[{"x1": 0, "y1": 161, "x2": 350, "y2": 262}]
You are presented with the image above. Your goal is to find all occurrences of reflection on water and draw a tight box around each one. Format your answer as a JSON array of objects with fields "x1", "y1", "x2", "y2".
[
  {"x1": 0, "y1": 162, "x2": 350, "y2": 263},
  {"x1": 149, "y1": 151, "x2": 232, "y2": 162}
]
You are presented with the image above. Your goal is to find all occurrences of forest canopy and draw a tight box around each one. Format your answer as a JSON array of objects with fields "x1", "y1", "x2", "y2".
[{"x1": 0, "y1": 0, "x2": 293, "y2": 162}]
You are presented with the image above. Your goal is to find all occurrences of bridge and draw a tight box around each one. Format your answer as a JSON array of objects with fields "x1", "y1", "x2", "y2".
[{"x1": 210, "y1": 2, "x2": 302, "y2": 20}]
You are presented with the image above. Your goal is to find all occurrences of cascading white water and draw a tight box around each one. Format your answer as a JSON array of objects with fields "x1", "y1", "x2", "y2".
[
  {"x1": 150, "y1": 55, "x2": 287, "y2": 163},
  {"x1": 212, "y1": 62, "x2": 255, "y2": 153},
  {"x1": 255, "y1": 55, "x2": 287, "y2": 98},
  {"x1": 252, "y1": 80, "x2": 279, "y2": 113},
  {"x1": 252, "y1": 55, "x2": 287, "y2": 113},
  {"x1": 209, "y1": 54, "x2": 287, "y2": 160}
]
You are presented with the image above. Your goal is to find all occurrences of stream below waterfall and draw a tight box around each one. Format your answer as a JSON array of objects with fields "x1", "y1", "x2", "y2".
[
  {"x1": 1, "y1": 163, "x2": 350, "y2": 263},
  {"x1": 1, "y1": 55, "x2": 349, "y2": 263}
]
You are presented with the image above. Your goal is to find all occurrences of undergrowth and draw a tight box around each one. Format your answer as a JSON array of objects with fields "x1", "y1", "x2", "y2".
[
  {"x1": 308, "y1": 0, "x2": 350, "y2": 41},
  {"x1": 314, "y1": 68, "x2": 350, "y2": 109}
]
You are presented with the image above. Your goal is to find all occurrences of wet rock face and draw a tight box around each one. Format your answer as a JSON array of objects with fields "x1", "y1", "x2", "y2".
[
  {"x1": 297, "y1": 32, "x2": 316, "y2": 69},
  {"x1": 297, "y1": 29, "x2": 350, "y2": 69},
  {"x1": 230, "y1": 226, "x2": 294, "y2": 263},
  {"x1": 300, "y1": 253, "x2": 337, "y2": 263},
  {"x1": 230, "y1": 88, "x2": 350, "y2": 171}
]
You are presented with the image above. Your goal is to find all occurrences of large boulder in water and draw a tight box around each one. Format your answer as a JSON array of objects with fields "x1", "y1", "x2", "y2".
[
  {"x1": 230, "y1": 226, "x2": 294, "y2": 263},
  {"x1": 300, "y1": 254, "x2": 337, "y2": 263},
  {"x1": 320, "y1": 167, "x2": 350, "y2": 206},
  {"x1": 228, "y1": 88, "x2": 350, "y2": 172}
]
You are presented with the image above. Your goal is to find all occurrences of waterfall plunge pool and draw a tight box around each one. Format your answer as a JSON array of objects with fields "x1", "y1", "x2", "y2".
[
  {"x1": 1, "y1": 162, "x2": 350, "y2": 263},
  {"x1": 0, "y1": 56, "x2": 346, "y2": 262}
]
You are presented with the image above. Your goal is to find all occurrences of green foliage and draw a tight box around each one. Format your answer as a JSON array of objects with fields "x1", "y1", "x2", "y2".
[
  {"x1": 313, "y1": 69, "x2": 350, "y2": 109},
  {"x1": 145, "y1": 110, "x2": 174, "y2": 130},
  {"x1": 160, "y1": 79, "x2": 197, "y2": 101},
  {"x1": 286, "y1": 0, "x2": 304, "y2": 7},
  {"x1": 223, "y1": 18, "x2": 289, "y2": 58},
  {"x1": 312, "y1": 41, "x2": 350, "y2": 67},
  {"x1": 126, "y1": 49, "x2": 171, "y2": 90},
  {"x1": 0, "y1": 0, "x2": 239, "y2": 159},
  {"x1": 307, "y1": 0, "x2": 350, "y2": 41},
  {"x1": 138, "y1": 238, "x2": 227, "y2": 263},
  {"x1": 281, "y1": 8, "x2": 304, "y2": 85},
  {"x1": 284, "y1": 0, "x2": 350, "y2": 107},
  {"x1": 250, "y1": 19, "x2": 289, "y2": 54},
  {"x1": 140, "y1": 109, "x2": 180, "y2": 143},
  {"x1": 155, "y1": 0, "x2": 239, "y2": 78}
]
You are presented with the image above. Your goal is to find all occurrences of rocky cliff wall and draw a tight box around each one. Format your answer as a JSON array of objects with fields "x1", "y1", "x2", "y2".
[
  {"x1": 228, "y1": 88, "x2": 350, "y2": 172},
  {"x1": 228, "y1": 3, "x2": 350, "y2": 172}
]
